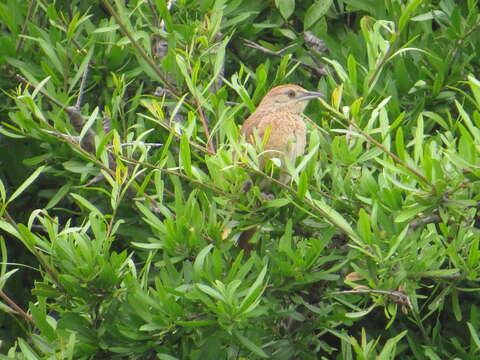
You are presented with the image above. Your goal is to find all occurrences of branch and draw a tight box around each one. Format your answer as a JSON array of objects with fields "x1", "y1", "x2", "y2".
[
  {"x1": 15, "y1": 0, "x2": 36, "y2": 54},
  {"x1": 0, "y1": 290, "x2": 35, "y2": 325},
  {"x1": 243, "y1": 38, "x2": 327, "y2": 76},
  {"x1": 194, "y1": 97, "x2": 215, "y2": 154},
  {"x1": 318, "y1": 97, "x2": 435, "y2": 191},
  {"x1": 101, "y1": 0, "x2": 182, "y2": 99},
  {"x1": 348, "y1": 120, "x2": 435, "y2": 190},
  {"x1": 331, "y1": 288, "x2": 412, "y2": 308}
]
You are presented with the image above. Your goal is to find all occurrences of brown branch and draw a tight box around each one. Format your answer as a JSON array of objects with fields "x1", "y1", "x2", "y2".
[
  {"x1": 243, "y1": 38, "x2": 327, "y2": 76},
  {"x1": 331, "y1": 288, "x2": 411, "y2": 307},
  {"x1": 194, "y1": 98, "x2": 215, "y2": 153},
  {"x1": 410, "y1": 272, "x2": 462, "y2": 280},
  {"x1": 0, "y1": 290, "x2": 35, "y2": 325},
  {"x1": 409, "y1": 214, "x2": 441, "y2": 231}
]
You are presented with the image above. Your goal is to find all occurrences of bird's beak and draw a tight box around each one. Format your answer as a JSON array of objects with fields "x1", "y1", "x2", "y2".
[{"x1": 298, "y1": 90, "x2": 324, "y2": 101}]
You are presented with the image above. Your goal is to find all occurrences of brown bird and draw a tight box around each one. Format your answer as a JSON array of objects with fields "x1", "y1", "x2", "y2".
[
  {"x1": 241, "y1": 84, "x2": 323, "y2": 175},
  {"x1": 238, "y1": 84, "x2": 323, "y2": 249}
]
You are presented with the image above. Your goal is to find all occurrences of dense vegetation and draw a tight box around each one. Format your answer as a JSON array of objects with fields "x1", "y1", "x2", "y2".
[{"x1": 1, "y1": 0, "x2": 480, "y2": 358}]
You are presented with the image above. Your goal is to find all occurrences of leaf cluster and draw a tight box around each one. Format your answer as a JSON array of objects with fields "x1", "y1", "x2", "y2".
[{"x1": 0, "y1": 0, "x2": 480, "y2": 359}]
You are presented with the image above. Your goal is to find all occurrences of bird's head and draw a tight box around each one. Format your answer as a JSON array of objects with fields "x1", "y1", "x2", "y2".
[{"x1": 257, "y1": 84, "x2": 324, "y2": 114}]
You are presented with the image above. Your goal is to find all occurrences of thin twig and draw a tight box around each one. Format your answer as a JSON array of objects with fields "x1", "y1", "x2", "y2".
[
  {"x1": 243, "y1": 38, "x2": 327, "y2": 76},
  {"x1": 101, "y1": 0, "x2": 181, "y2": 99},
  {"x1": 144, "y1": 113, "x2": 215, "y2": 155},
  {"x1": 37, "y1": 0, "x2": 92, "y2": 59},
  {"x1": 318, "y1": 96, "x2": 435, "y2": 189},
  {"x1": 367, "y1": 44, "x2": 395, "y2": 88},
  {"x1": 107, "y1": 142, "x2": 164, "y2": 149},
  {"x1": 243, "y1": 38, "x2": 297, "y2": 56},
  {"x1": 15, "y1": 0, "x2": 36, "y2": 54},
  {"x1": 119, "y1": 154, "x2": 235, "y2": 199},
  {"x1": 409, "y1": 214, "x2": 441, "y2": 231},
  {"x1": 0, "y1": 290, "x2": 35, "y2": 325},
  {"x1": 331, "y1": 288, "x2": 412, "y2": 308},
  {"x1": 40, "y1": 129, "x2": 79, "y2": 142},
  {"x1": 11, "y1": 71, "x2": 64, "y2": 108},
  {"x1": 410, "y1": 272, "x2": 461, "y2": 280},
  {"x1": 461, "y1": 22, "x2": 480, "y2": 41},
  {"x1": 194, "y1": 98, "x2": 215, "y2": 153},
  {"x1": 348, "y1": 120, "x2": 435, "y2": 190}
]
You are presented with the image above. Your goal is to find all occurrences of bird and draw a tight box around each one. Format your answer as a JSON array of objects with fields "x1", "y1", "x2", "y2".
[
  {"x1": 238, "y1": 84, "x2": 323, "y2": 249},
  {"x1": 240, "y1": 84, "x2": 323, "y2": 175}
]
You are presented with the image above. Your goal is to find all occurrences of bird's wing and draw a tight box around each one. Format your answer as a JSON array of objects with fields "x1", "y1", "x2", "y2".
[{"x1": 240, "y1": 111, "x2": 275, "y2": 143}]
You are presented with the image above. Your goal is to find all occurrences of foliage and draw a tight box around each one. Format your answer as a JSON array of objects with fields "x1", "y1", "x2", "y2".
[{"x1": 1, "y1": 0, "x2": 480, "y2": 358}]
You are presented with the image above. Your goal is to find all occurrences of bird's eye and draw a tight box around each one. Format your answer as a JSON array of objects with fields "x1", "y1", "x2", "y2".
[{"x1": 287, "y1": 90, "x2": 296, "y2": 98}]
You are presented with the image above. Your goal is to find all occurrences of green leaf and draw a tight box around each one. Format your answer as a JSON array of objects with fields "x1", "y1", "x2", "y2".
[
  {"x1": 304, "y1": 0, "x2": 332, "y2": 30},
  {"x1": 29, "y1": 301, "x2": 56, "y2": 341},
  {"x1": 8, "y1": 165, "x2": 46, "y2": 204},
  {"x1": 275, "y1": 0, "x2": 295, "y2": 20},
  {"x1": 292, "y1": 143, "x2": 319, "y2": 179},
  {"x1": 79, "y1": 107, "x2": 99, "y2": 143},
  {"x1": 70, "y1": 193, "x2": 102, "y2": 216},
  {"x1": 345, "y1": 304, "x2": 377, "y2": 318},
  {"x1": 313, "y1": 199, "x2": 360, "y2": 244},
  {"x1": 31, "y1": 76, "x2": 51, "y2": 99},
  {"x1": 68, "y1": 48, "x2": 94, "y2": 94},
  {"x1": 157, "y1": 354, "x2": 180, "y2": 360},
  {"x1": 468, "y1": 74, "x2": 480, "y2": 109},
  {"x1": 234, "y1": 331, "x2": 269, "y2": 358},
  {"x1": 193, "y1": 244, "x2": 214, "y2": 277},
  {"x1": 416, "y1": 269, "x2": 460, "y2": 277},
  {"x1": 0, "y1": 269, "x2": 18, "y2": 290},
  {"x1": 357, "y1": 208, "x2": 372, "y2": 244},
  {"x1": 18, "y1": 338, "x2": 40, "y2": 360},
  {"x1": 398, "y1": 0, "x2": 423, "y2": 33},
  {"x1": 394, "y1": 205, "x2": 430, "y2": 223},
  {"x1": 92, "y1": 24, "x2": 120, "y2": 33},
  {"x1": 297, "y1": 170, "x2": 308, "y2": 198},
  {"x1": 456, "y1": 100, "x2": 480, "y2": 143},
  {"x1": 239, "y1": 264, "x2": 268, "y2": 313},
  {"x1": 413, "y1": 114, "x2": 424, "y2": 163},
  {"x1": 385, "y1": 225, "x2": 409, "y2": 260},
  {"x1": 467, "y1": 322, "x2": 480, "y2": 351},
  {"x1": 180, "y1": 134, "x2": 192, "y2": 176},
  {"x1": 175, "y1": 54, "x2": 196, "y2": 95},
  {"x1": 279, "y1": 220, "x2": 293, "y2": 258},
  {"x1": 45, "y1": 183, "x2": 71, "y2": 209},
  {"x1": 263, "y1": 198, "x2": 290, "y2": 208},
  {"x1": 0, "y1": 178, "x2": 6, "y2": 203},
  {"x1": 154, "y1": 0, "x2": 174, "y2": 31},
  {"x1": 196, "y1": 283, "x2": 224, "y2": 302},
  {"x1": 451, "y1": 290, "x2": 462, "y2": 321},
  {"x1": 378, "y1": 330, "x2": 408, "y2": 360},
  {"x1": 27, "y1": 36, "x2": 63, "y2": 72},
  {"x1": 175, "y1": 319, "x2": 217, "y2": 327}
]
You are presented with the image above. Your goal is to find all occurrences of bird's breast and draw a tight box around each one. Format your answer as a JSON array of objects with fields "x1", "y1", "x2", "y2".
[{"x1": 265, "y1": 112, "x2": 306, "y2": 158}]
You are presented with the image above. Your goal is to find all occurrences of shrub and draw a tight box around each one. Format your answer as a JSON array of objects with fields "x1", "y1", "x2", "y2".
[{"x1": 0, "y1": 0, "x2": 480, "y2": 358}]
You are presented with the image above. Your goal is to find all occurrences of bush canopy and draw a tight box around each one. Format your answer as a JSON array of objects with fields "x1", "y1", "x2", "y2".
[{"x1": 0, "y1": 0, "x2": 480, "y2": 359}]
